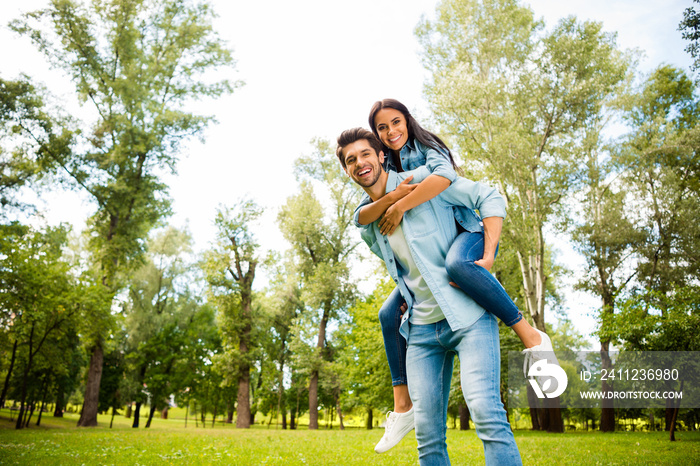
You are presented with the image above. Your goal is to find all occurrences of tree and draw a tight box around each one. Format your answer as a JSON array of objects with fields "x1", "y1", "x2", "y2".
[
  {"x1": 11, "y1": 0, "x2": 237, "y2": 426},
  {"x1": 0, "y1": 224, "x2": 85, "y2": 429},
  {"x1": 122, "y1": 226, "x2": 199, "y2": 428},
  {"x1": 337, "y1": 279, "x2": 394, "y2": 429},
  {"x1": 278, "y1": 139, "x2": 361, "y2": 429},
  {"x1": 570, "y1": 116, "x2": 644, "y2": 432},
  {"x1": 204, "y1": 200, "x2": 262, "y2": 428},
  {"x1": 609, "y1": 64, "x2": 700, "y2": 440},
  {"x1": 416, "y1": 0, "x2": 630, "y2": 431},
  {"x1": 680, "y1": 0, "x2": 700, "y2": 73},
  {"x1": 0, "y1": 76, "x2": 72, "y2": 213}
]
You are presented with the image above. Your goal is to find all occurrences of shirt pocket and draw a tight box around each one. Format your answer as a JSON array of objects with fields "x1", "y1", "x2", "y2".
[{"x1": 404, "y1": 203, "x2": 438, "y2": 238}]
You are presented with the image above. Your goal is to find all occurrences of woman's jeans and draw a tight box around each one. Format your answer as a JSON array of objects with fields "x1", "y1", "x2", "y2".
[
  {"x1": 406, "y1": 314, "x2": 522, "y2": 465},
  {"x1": 378, "y1": 231, "x2": 522, "y2": 386}
]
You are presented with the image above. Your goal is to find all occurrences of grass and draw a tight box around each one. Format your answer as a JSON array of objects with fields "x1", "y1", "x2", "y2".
[{"x1": 1, "y1": 410, "x2": 700, "y2": 465}]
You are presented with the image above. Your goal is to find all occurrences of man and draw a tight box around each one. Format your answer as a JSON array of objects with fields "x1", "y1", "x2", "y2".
[{"x1": 336, "y1": 128, "x2": 522, "y2": 465}]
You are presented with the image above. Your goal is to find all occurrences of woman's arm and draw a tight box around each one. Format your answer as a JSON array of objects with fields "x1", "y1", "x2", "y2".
[
  {"x1": 377, "y1": 174, "x2": 451, "y2": 235},
  {"x1": 357, "y1": 175, "x2": 417, "y2": 225}
]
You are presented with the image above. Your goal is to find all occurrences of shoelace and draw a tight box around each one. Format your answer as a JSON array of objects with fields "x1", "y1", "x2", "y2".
[{"x1": 384, "y1": 411, "x2": 397, "y2": 431}]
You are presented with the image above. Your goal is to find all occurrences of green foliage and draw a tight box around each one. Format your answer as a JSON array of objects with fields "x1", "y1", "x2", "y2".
[
  {"x1": 417, "y1": 0, "x2": 631, "y2": 330},
  {"x1": 680, "y1": 0, "x2": 700, "y2": 73},
  {"x1": 278, "y1": 139, "x2": 363, "y2": 428},
  {"x1": 336, "y1": 280, "x2": 394, "y2": 417},
  {"x1": 0, "y1": 76, "x2": 73, "y2": 213}
]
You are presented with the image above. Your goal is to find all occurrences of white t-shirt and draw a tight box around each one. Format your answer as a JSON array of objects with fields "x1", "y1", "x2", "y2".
[{"x1": 387, "y1": 224, "x2": 445, "y2": 325}]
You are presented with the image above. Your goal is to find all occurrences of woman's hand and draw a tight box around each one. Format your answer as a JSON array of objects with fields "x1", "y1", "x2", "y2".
[
  {"x1": 392, "y1": 175, "x2": 416, "y2": 200},
  {"x1": 379, "y1": 203, "x2": 405, "y2": 235}
]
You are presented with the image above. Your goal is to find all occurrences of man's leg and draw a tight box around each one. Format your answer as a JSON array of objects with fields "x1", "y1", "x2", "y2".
[
  {"x1": 452, "y1": 312, "x2": 522, "y2": 466},
  {"x1": 406, "y1": 321, "x2": 453, "y2": 466}
]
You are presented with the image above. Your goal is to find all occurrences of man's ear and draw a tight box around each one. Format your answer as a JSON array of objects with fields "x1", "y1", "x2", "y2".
[{"x1": 379, "y1": 150, "x2": 385, "y2": 164}]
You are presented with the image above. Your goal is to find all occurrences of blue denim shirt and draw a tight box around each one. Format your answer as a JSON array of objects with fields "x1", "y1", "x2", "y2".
[
  {"x1": 361, "y1": 167, "x2": 507, "y2": 340},
  {"x1": 354, "y1": 138, "x2": 484, "y2": 232}
]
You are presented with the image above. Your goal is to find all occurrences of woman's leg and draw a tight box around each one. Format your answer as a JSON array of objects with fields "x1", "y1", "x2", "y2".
[
  {"x1": 445, "y1": 231, "x2": 542, "y2": 347},
  {"x1": 378, "y1": 287, "x2": 410, "y2": 405},
  {"x1": 375, "y1": 287, "x2": 415, "y2": 454}
]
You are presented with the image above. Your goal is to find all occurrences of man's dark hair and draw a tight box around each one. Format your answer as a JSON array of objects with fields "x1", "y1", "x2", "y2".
[{"x1": 336, "y1": 127, "x2": 383, "y2": 169}]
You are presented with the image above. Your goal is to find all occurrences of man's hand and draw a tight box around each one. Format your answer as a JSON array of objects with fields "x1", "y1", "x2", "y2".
[
  {"x1": 379, "y1": 203, "x2": 405, "y2": 236},
  {"x1": 399, "y1": 302, "x2": 408, "y2": 314},
  {"x1": 475, "y1": 256, "x2": 494, "y2": 271}
]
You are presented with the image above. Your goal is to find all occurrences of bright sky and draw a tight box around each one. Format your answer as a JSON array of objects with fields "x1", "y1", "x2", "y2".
[{"x1": 0, "y1": 0, "x2": 695, "y2": 343}]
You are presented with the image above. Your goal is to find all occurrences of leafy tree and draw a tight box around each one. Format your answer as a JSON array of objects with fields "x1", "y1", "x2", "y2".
[
  {"x1": 0, "y1": 224, "x2": 85, "y2": 429},
  {"x1": 0, "y1": 76, "x2": 72, "y2": 213},
  {"x1": 680, "y1": 0, "x2": 700, "y2": 73},
  {"x1": 278, "y1": 139, "x2": 361, "y2": 429},
  {"x1": 336, "y1": 279, "x2": 394, "y2": 429},
  {"x1": 570, "y1": 114, "x2": 644, "y2": 431},
  {"x1": 122, "y1": 226, "x2": 200, "y2": 428},
  {"x1": 10, "y1": 0, "x2": 237, "y2": 426},
  {"x1": 608, "y1": 64, "x2": 700, "y2": 440},
  {"x1": 204, "y1": 200, "x2": 262, "y2": 428},
  {"x1": 416, "y1": 0, "x2": 630, "y2": 431},
  {"x1": 258, "y1": 255, "x2": 304, "y2": 429}
]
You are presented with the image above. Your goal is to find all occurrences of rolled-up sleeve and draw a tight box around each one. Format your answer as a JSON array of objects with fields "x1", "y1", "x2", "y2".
[
  {"x1": 419, "y1": 141, "x2": 457, "y2": 184},
  {"x1": 439, "y1": 178, "x2": 506, "y2": 219},
  {"x1": 353, "y1": 194, "x2": 373, "y2": 228}
]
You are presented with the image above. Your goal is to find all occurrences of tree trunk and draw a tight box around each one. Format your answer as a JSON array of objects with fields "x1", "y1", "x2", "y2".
[
  {"x1": 132, "y1": 401, "x2": 142, "y2": 428},
  {"x1": 366, "y1": 406, "x2": 373, "y2": 429},
  {"x1": 459, "y1": 403, "x2": 471, "y2": 430},
  {"x1": 0, "y1": 340, "x2": 18, "y2": 408},
  {"x1": 53, "y1": 382, "x2": 65, "y2": 418},
  {"x1": 236, "y1": 324, "x2": 252, "y2": 428},
  {"x1": 110, "y1": 406, "x2": 116, "y2": 428},
  {"x1": 544, "y1": 398, "x2": 564, "y2": 432},
  {"x1": 145, "y1": 404, "x2": 157, "y2": 428},
  {"x1": 77, "y1": 343, "x2": 104, "y2": 427},
  {"x1": 36, "y1": 377, "x2": 50, "y2": 426},
  {"x1": 309, "y1": 307, "x2": 330, "y2": 430},
  {"x1": 599, "y1": 344, "x2": 615, "y2": 432},
  {"x1": 669, "y1": 380, "x2": 683, "y2": 441},
  {"x1": 308, "y1": 370, "x2": 319, "y2": 430},
  {"x1": 226, "y1": 400, "x2": 233, "y2": 424},
  {"x1": 335, "y1": 395, "x2": 345, "y2": 431},
  {"x1": 290, "y1": 407, "x2": 296, "y2": 430},
  {"x1": 15, "y1": 332, "x2": 35, "y2": 430},
  {"x1": 161, "y1": 406, "x2": 168, "y2": 420},
  {"x1": 526, "y1": 384, "x2": 541, "y2": 430}
]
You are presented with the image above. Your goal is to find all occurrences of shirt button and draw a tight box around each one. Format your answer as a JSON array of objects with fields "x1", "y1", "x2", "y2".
[{"x1": 388, "y1": 258, "x2": 393, "y2": 263}]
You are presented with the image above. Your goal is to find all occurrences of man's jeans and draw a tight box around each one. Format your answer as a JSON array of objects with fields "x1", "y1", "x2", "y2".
[{"x1": 406, "y1": 313, "x2": 522, "y2": 466}]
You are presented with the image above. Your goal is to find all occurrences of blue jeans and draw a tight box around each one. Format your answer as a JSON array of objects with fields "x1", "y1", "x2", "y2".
[
  {"x1": 406, "y1": 314, "x2": 522, "y2": 465},
  {"x1": 445, "y1": 231, "x2": 523, "y2": 327},
  {"x1": 378, "y1": 231, "x2": 522, "y2": 386}
]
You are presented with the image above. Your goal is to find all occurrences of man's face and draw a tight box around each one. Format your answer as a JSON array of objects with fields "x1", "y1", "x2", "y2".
[{"x1": 342, "y1": 139, "x2": 385, "y2": 188}]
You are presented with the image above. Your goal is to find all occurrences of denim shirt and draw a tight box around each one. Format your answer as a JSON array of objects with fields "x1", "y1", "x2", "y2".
[
  {"x1": 361, "y1": 167, "x2": 507, "y2": 340},
  {"x1": 353, "y1": 138, "x2": 484, "y2": 232}
]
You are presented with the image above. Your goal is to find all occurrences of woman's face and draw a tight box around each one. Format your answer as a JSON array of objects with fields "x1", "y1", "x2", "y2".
[{"x1": 374, "y1": 108, "x2": 409, "y2": 153}]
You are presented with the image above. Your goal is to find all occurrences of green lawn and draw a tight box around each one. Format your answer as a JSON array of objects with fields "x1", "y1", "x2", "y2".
[{"x1": 1, "y1": 410, "x2": 699, "y2": 465}]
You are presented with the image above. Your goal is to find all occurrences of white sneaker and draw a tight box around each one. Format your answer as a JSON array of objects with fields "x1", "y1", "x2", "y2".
[
  {"x1": 374, "y1": 408, "x2": 415, "y2": 453},
  {"x1": 522, "y1": 329, "x2": 559, "y2": 377}
]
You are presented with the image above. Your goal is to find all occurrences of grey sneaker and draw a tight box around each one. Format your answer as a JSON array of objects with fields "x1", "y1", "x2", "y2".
[{"x1": 374, "y1": 407, "x2": 415, "y2": 453}]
